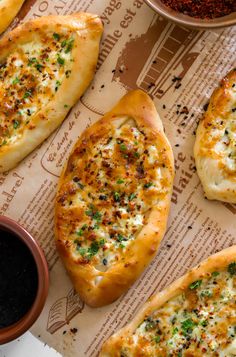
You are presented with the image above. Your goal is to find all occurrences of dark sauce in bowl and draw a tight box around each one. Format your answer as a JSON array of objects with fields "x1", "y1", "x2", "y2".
[{"x1": 0, "y1": 229, "x2": 38, "y2": 329}]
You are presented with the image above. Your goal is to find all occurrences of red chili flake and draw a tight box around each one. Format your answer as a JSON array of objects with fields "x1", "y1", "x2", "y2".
[{"x1": 160, "y1": 0, "x2": 236, "y2": 19}]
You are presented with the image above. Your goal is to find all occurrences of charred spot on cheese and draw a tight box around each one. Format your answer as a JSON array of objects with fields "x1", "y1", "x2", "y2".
[
  {"x1": 57, "y1": 119, "x2": 172, "y2": 270},
  {"x1": 129, "y1": 264, "x2": 236, "y2": 356},
  {"x1": 0, "y1": 31, "x2": 75, "y2": 147}
]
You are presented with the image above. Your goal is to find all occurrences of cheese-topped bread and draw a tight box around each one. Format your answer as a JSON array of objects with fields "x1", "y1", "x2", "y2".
[
  {"x1": 0, "y1": 13, "x2": 103, "y2": 172},
  {"x1": 194, "y1": 69, "x2": 236, "y2": 203},
  {"x1": 0, "y1": 0, "x2": 25, "y2": 35},
  {"x1": 100, "y1": 246, "x2": 236, "y2": 356},
  {"x1": 55, "y1": 90, "x2": 174, "y2": 307}
]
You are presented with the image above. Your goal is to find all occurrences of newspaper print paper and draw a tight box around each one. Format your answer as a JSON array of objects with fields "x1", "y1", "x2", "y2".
[{"x1": 1, "y1": 0, "x2": 236, "y2": 356}]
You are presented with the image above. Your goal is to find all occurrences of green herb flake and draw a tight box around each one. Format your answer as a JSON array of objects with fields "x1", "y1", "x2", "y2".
[
  {"x1": 200, "y1": 320, "x2": 208, "y2": 327},
  {"x1": 134, "y1": 151, "x2": 140, "y2": 158},
  {"x1": 153, "y1": 335, "x2": 160, "y2": 343},
  {"x1": 53, "y1": 33, "x2": 61, "y2": 41},
  {"x1": 113, "y1": 192, "x2": 120, "y2": 202},
  {"x1": 57, "y1": 56, "x2": 65, "y2": 66},
  {"x1": 13, "y1": 120, "x2": 20, "y2": 129},
  {"x1": 28, "y1": 57, "x2": 37, "y2": 66},
  {"x1": 65, "y1": 38, "x2": 74, "y2": 53},
  {"x1": 117, "y1": 179, "x2": 124, "y2": 184},
  {"x1": 23, "y1": 90, "x2": 32, "y2": 99},
  {"x1": 212, "y1": 271, "x2": 220, "y2": 277},
  {"x1": 144, "y1": 182, "x2": 153, "y2": 189},
  {"x1": 181, "y1": 318, "x2": 196, "y2": 336},
  {"x1": 172, "y1": 327, "x2": 178, "y2": 336},
  {"x1": 77, "y1": 247, "x2": 86, "y2": 257},
  {"x1": 120, "y1": 143, "x2": 127, "y2": 151},
  {"x1": 55, "y1": 80, "x2": 61, "y2": 91},
  {"x1": 12, "y1": 77, "x2": 20, "y2": 85},
  {"x1": 129, "y1": 193, "x2": 136, "y2": 201},
  {"x1": 189, "y1": 280, "x2": 202, "y2": 290},
  {"x1": 87, "y1": 241, "x2": 100, "y2": 258},
  {"x1": 228, "y1": 262, "x2": 236, "y2": 276}
]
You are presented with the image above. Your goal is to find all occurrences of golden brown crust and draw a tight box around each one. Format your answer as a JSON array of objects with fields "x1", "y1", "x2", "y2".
[
  {"x1": 55, "y1": 90, "x2": 174, "y2": 307},
  {"x1": 0, "y1": 0, "x2": 25, "y2": 35},
  {"x1": 0, "y1": 13, "x2": 103, "y2": 172},
  {"x1": 194, "y1": 69, "x2": 236, "y2": 203},
  {"x1": 100, "y1": 245, "x2": 236, "y2": 356}
]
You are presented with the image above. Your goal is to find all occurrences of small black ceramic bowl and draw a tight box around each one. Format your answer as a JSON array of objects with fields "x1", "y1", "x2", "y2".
[{"x1": 0, "y1": 216, "x2": 49, "y2": 344}]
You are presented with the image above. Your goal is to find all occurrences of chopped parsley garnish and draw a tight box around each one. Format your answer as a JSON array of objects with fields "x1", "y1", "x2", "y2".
[
  {"x1": 28, "y1": 57, "x2": 37, "y2": 66},
  {"x1": 55, "y1": 80, "x2": 61, "y2": 92},
  {"x1": 128, "y1": 193, "x2": 136, "y2": 201},
  {"x1": 53, "y1": 33, "x2": 61, "y2": 41},
  {"x1": 13, "y1": 120, "x2": 20, "y2": 129},
  {"x1": 77, "y1": 247, "x2": 86, "y2": 256},
  {"x1": 64, "y1": 104, "x2": 69, "y2": 108},
  {"x1": 172, "y1": 327, "x2": 178, "y2": 335},
  {"x1": 212, "y1": 271, "x2": 220, "y2": 277},
  {"x1": 189, "y1": 280, "x2": 202, "y2": 290},
  {"x1": 12, "y1": 77, "x2": 20, "y2": 85},
  {"x1": 23, "y1": 90, "x2": 32, "y2": 99},
  {"x1": 144, "y1": 182, "x2": 153, "y2": 189},
  {"x1": 200, "y1": 320, "x2": 208, "y2": 327},
  {"x1": 64, "y1": 38, "x2": 74, "y2": 53},
  {"x1": 85, "y1": 206, "x2": 102, "y2": 222},
  {"x1": 153, "y1": 335, "x2": 160, "y2": 343},
  {"x1": 120, "y1": 143, "x2": 127, "y2": 151},
  {"x1": 113, "y1": 192, "x2": 120, "y2": 202},
  {"x1": 228, "y1": 262, "x2": 236, "y2": 276},
  {"x1": 76, "y1": 224, "x2": 87, "y2": 236},
  {"x1": 35, "y1": 63, "x2": 43, "y2": 72},
  {"x1": 134, "y1": 151, "x2": 140, "y2": 158},
  {"x1": 57, "y1": 56, "x2": 65, "y2": 65},
  {"x1": 117, "y1": 179, "x2": 124, "y2": 184},
  {"x1": 181, "y1": 318, "x2": 196, "y2": 336},
  {"x1": 117, "y1": 234, "x2": 126, "y2": 242}
]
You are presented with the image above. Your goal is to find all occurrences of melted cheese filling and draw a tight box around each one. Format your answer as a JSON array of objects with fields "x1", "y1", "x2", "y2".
[
  {"x1": 57, "y1": 118, "x2": 172, "y2": 270},
  {"x1": 123, "y1": 265, "x2": 236, "y2": 356},
  {"x1": 202, "y1": 83, "x2": 236, "y2": 175},
  {"x1": 0, "y1": 31, "x2": 74, "y2": 146}
]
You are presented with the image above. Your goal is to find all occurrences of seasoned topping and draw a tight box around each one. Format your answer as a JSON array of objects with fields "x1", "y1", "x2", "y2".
[
  {"x1": 56, "y1": 118, "x2": 172, "y2": 270},
  {"x1": 198, "y1": 72, "x2": 236, "y2": 176},
  {"x1": 125, "y1": 264, "x2": 236, "y2": 356},
  {"x1": 0, "y1": 31, "x2": 74, "y2": 147}
]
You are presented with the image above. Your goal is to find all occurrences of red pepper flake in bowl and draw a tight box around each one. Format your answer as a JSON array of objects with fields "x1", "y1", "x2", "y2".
[{"x1": 160, "y1": 0, "x2": 236, "y2": 19}]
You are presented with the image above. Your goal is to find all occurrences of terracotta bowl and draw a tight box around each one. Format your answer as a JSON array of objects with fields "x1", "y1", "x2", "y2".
[
  {"x1": 0, "y1": 216, "x2": 49, "y2": 344},
  {"x1": 144, "y1": 0, "x2": 236, "y2": 29}
]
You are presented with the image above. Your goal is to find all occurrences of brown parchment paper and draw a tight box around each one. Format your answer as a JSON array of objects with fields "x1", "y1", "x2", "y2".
[{"x1": 1, "y1": 0, "x2": 236, "y2": 356}]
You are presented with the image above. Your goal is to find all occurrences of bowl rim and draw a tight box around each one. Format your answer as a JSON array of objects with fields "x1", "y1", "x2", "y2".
[
  {"x1": 0, "y1": 215, "x2": 49, "y2": 345},
  {"x1": 144, "y1": 0, "x2": 236, "y2": 29}
]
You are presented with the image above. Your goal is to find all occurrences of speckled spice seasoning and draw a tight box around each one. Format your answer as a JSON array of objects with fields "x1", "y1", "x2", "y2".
[{"x1": 160, "y1": 0, "x2": 236, "y2": 19}]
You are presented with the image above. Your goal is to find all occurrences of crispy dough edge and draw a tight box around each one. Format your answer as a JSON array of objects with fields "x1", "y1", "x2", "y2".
[
  {"x1": 0, "y1": 0, "x2": 25, "y2": 35},
  {"x1": 0, "y1": 13, "x2": 103, "y2": 172},
  {"x1": 55, "y1": 90, "x2": 175, "y2": 307},
  {"x1": 194, "y1": 69, "x2": 236, "y2": 203},
  {"x1": 100, "y1": 245, "x2": 236, "y2": 356}
]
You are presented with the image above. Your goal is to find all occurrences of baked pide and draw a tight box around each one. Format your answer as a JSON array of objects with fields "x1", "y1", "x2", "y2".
[
  {"x1": 0, "y1": 0, "x2": 25, "y2": 35},
  {"x1": 55, "y1": 90, "x2": 174, "y2": 307},
  {"x1": 0, "y1": 13, "x2": 103, "y2": 172},
  {"x1": 100, "y1": 245, "x2": 236, "y2": 356},
  {"x1": 194, "y1": 69, "x2": 236, "y2": 203}
]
